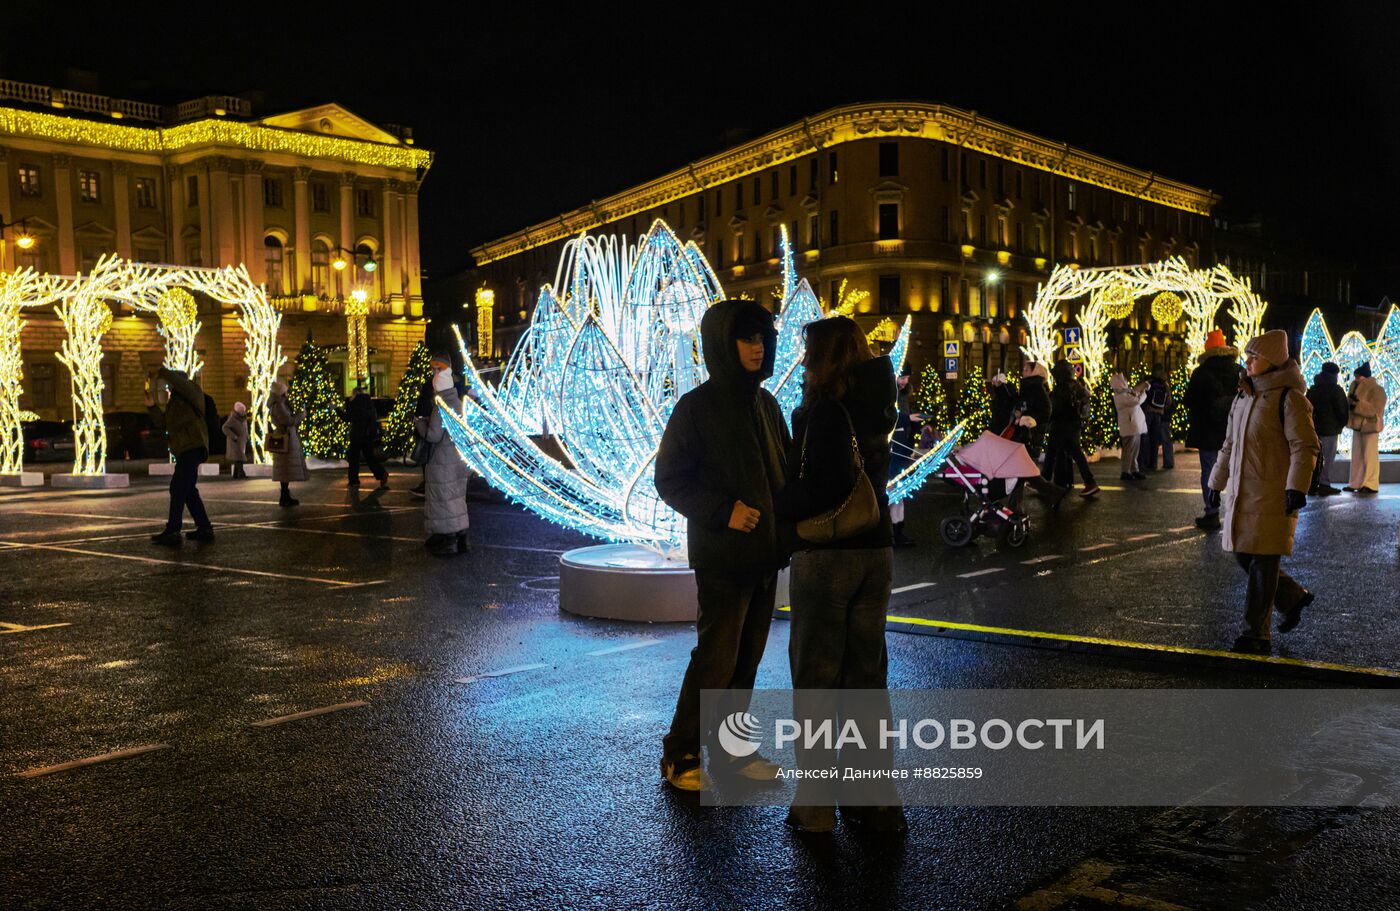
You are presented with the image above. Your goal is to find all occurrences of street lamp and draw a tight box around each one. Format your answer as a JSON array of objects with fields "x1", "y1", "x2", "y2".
[
  {"x1": 330, "y1": 246, "x2": 376, "y2": 273},
  {"x1": 1, "y1": 214, "x2": 36, "y2": 252}
]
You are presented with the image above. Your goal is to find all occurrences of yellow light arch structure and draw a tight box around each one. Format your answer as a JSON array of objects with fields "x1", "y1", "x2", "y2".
[
  {"x1": 0, "y1": 256, "x2": 284, "y2": 477},
  {"x1": 1021, "y1": 257, "x2": 1266, "y2": 388}
]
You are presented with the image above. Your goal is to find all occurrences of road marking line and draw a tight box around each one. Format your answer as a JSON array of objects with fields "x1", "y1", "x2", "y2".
[
  {"x1": 1080, "y1": 543, "x2": 1115, "y2": 552},
  {"x1": 882, "y1": 614, "x2": 1400, "y2": 679},
  {"x1": 1021, "y1": 555, "x2": 1064, "y2": 565},
  {"x1": 1167, "y1": 525, "x2": 1197, "y2": 533},
  {"x1": 455, "y1": 663, "x2": 550, "y2": 684},
  {"x1": 892, "y1": 582, "x2": 938, "y2": 594},
  {"x1": 0, "y1": 541, "x2": 382, "y2": 588},
  {"x1": 1083, "y1": 536, "x2": 1195, "y2": 567},
  {"x1": 1125, "y1": 533, "x2": 1161, "y2": 541},
  {"x1": 957, "y1": 568, "x2": 1004, "y2": 579},
  {"x1": 251, "y1": 700, "x2": 369, "y2": 728},
  {"x1": 226, "y1": 522, "x2": 565, "y2": 554},
  {"x1": 18, "y1": 744, "x2": 169, "y2": 779},
  {"x1": 0, "y1": 622, "x2": 72, "y2": 635},
  {"x1": 585, "y1": 639, "x2": 664, "y2": 657}
]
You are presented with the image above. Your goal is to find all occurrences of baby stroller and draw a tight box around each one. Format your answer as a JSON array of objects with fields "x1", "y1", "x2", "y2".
[{"x1": 936, "y1": 431, "x2": 1040, "y2": 548}]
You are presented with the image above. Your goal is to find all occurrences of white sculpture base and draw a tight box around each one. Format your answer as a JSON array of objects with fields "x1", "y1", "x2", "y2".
[
  {"x1": 559, "y1": 544, "x2": 697, "y2": 622},
  {"x1": 0, "y1": 472, "x2": 45, "y2": 487},
  {"x1": 148, "y1": 462, "x2": 175, "y2": 476},
  {"x1": 53, "y1": 473, "x2": 130, "y2": 489},
  {"x1": 244, "y1": 463, "x2": 274, "y2": 477},
  {"x1": 306, "y1": 457, "x2": 349, "y2": 471},
  {"x1": 198, "y1": 463, "x2": 219, "y2": 476}
]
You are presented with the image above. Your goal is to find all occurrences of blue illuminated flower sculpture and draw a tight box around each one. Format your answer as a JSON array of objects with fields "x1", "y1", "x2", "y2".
[
  {"x1": 441, "y1": 220, "x2": 961, "y2": 554},
  {"x1": 1300, "y1": 305, "x2": 1399, "y2": 454}
]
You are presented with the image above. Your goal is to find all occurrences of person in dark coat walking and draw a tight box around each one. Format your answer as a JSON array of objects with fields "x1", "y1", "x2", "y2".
[
  {"x1": 988, "y1": 368, "x2": 1018, "y2": 435},
  {"x1": 655, "y1": 299, "x2": 791, "y2": 793},
  {"x1": 145, "y1": 367, "x2": 213, "y2": 546},
  {"x1": 1013, "y1": 361, "x2": 1051, "y2": 460},
  {"x1": 1305, "y1": 362, "x2": 1350, "y2": 496},
  {"x1": 1184, "y1": 330, "x2": 1241, "y2": 529},
  {"x1": 345, "y1": 385, "x2": 388, "y2": 489},
  {"x1": 1140, "y1": 363, "x2": 1175, "y2": 471},
  {"x1": 776, "y1": 316, "x2": 904, "y2": 835},
  {"x1": 1042, "y1": 360, "x2": 1099, "y2": 499}
]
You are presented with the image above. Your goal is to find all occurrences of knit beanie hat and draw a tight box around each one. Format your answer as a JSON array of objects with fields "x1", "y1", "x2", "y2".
[
  {"x1": 1204, "y1": 329, "x2": 1228, "y2": 350},
  {"x1": 1243, "y1": 329, "x2": 1289, "y2": 368}
]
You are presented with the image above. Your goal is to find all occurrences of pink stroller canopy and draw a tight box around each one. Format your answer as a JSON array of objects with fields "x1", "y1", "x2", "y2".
[{"x1": 955, "y1": 432, "x2": 1041, "y2": 479}]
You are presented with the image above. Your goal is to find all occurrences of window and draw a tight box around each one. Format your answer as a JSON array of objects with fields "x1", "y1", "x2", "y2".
[
  {"x1": 1015, "y1": 286, "x2": 1024, "y2": 316},
  {"x1": 79, "y1": 245, "x2": 103, "y2": 272},
  {"x1": 997, "y1": 162, "x2": 1006, "y2": 196},
  {"x1": 17, "y1": 166, "x2": 41, "y2": 197},
  {"x1": 185, "y1": 241, "x2": 202, "y2": 266},
  {"x1": 1016, "y1": 222, "x2": 1025, "y2": 252},
  {"x1": 1067, "y1": 183, "x2": 1077, "y2": 212},
  {"x1": 17, "y1": 245, "x2": 43, "y2": 272},
  {"x1": 878, "y1": 142, "x2": 899, "y2": 177},
  {"x1": 878, "y1": 203, "x2": 899, "y2": 240},
  {"x1": 829, "y1": 280, "x2": 841, "y2": 308},
  {"x1": 79, "y1": 171, "x2": 100, "y2": 203},
  {"x1": 187, "y1": 174, "x2": 199, "y2": 206},
  {"x1": 355, "y1": 188, "x2": 374, "y2": 217},
  {"x1": 808, "y1": 213, "x2": 819, "y2": 247},
  {"x1": 264, "y1": 236, "x2": 285, "y2": 295},
  {"x1": 878, "y1": 274, "x2": 901, "y2": 314},
  {"x1": 979, "y1": 213, "x2": 987, "y2": 246},
  {"x1": 134, "y1": 177, "x2": 157, "y2": 209},
  {"x1": 772, "y1": 225, "x2": 782, "y2": 258},
  {"x1": 960, "y1": 155, "x2": 969, "y2": 188},
  {"x1": 735, "y1": 182, "x2": 743, "y2": 210},
  {"x1": 312, "y1": 183, "x2": 330, "y2": 213},
  {"x1": 136, "y1": 246, "x2": 162, "y2": 264},
  {"x1": 1035, "y1": 223, "x2": 1046, "y2": 255},
  {"x1": 311, "y1": 240, "x2": 330, "y2": 295},
  {"x1": 263, "y1": 177, "x2": 283, "y2": 208},
  {"x1": 1137, "y1": 203, "x2": 1145, "y2": 227},
  {"x1": 770, "y1": 171, "x2": 779, "y2": 201},
  {"x1": 712, "y1": 237, "x2": 725, "y2": 269},
  {"x1": 24, "y1": 362, "x2": 55, "y2": 409},
  {"x1": 938, "y1": 205, "x2": 950, "y2": 242},
  {"x1": 963, "y1": 208, "x2": 974, "y2": 241},
  {"x1": 788, "y1": 165, "x2": 797, "y2": 196},
  {"x1": 940, "y1": 274, "x2": 950, "y2": 313},
  {"x1": 828, "y1": 210, "x2": 839, "y2": 245},
  {"x1": 752, "y1": 230, "x2": 762, "y2": 262},
  {"x1": 942, "y1": 147, "x2": 953, "y2": 182},
  {"x1": 828, "y1": 151, "x2": 838, "y2": 184},
  {"x1": 1089, "y1": 232, "x2": 1099, "y2": 263},
  {"x1": 960, "y1": 278, "x2": 970, "y2": 313}
]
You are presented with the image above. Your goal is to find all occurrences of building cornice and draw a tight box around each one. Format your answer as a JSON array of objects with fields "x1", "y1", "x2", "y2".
[
  {"x1": 0, "y1": 106, "x2": 434, "y2": 173},
  {"x1": 472, "y1": 101, "x2": 1219, "y2": 265}
]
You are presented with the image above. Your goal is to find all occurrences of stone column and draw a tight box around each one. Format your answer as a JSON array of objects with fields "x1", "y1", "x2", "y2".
[
  {"x1": 195, "y1": 165, "x2": 213, "y2": 266},
  {"x1": 112, "y1": 161, "x2": 132, "y2": 259},
  {"x1": 404, "y1": 181, "x2": 422, "y2": 315},
  {"x1": 52, "y1": 154, "x2": 76, "y2": 274},
  {"x1": 338, "y1": 172, "x2": 355, "y2": 254},
  {"x1": 381, "y1": 178, "x2": 402, "y2": 315},
  {"x1": 243, "y1": 161, "x2": 264, "y2": 283},
  {"x1": 209, "y1": 157, "x2": 235, "y2": 267},
  {"x1": 292, "y1": 167, "x2": 311, "y2": 295},
  {"x1": 166, "y1": 165, "x2": 184, "y2": 264}
]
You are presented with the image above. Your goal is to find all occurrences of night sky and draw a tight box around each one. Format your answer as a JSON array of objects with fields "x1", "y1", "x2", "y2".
[{"x1": 4, "y1": 11, "x2": 1398, "y2": 299}]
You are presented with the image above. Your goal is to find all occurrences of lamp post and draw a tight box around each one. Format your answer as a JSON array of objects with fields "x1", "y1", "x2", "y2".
[
  {"x1": 0, "y1": 215, "x2": 37, "y2": 271},
  {"x1": 330, "y1": 245, "x2": 377, "y2": 302}
]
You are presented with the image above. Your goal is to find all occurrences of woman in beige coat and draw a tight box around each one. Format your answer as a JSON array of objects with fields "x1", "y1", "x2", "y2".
[
  {"x1": 1344, "y1": 362, "x2": 1386, "y2": 494},
  {"x1": 268, "y1": 380, "x2": 307, "y2": 507},
  {"x1": 1208, "y1": 329, "x2": 1320, "y2": 655}
]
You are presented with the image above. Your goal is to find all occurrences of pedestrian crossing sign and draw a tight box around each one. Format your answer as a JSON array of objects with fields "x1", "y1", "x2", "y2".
[
  {"x1": 944, "y1": 341, "x2": 960, "y2": 358},
  {"x1": 1066, "y1": 345, "x2": 1083, "y2": 363}
]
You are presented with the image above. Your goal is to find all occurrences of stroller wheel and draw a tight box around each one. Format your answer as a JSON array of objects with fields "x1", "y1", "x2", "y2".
[
  {"x1": 1000, "y1": 520, "x2": 1030, "y2": 549},
  {"x1": 940, "y1": 515, "x2": 976, "y2": 547}
]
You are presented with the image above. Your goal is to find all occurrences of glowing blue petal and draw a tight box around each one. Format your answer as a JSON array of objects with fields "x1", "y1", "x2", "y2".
[
  {"x1": 888, "y1": 424, "x2": 964, "y2": 506},
  {"x1": 889, "y1": 316, "x2": 913, "y2": 377},
  {"x1": 559, "y1": 316, "x2": 663, "y2": 486}
]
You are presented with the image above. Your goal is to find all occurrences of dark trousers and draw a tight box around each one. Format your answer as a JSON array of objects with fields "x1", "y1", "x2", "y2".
[
  {"x1": 1234, "y1": 552, "x2": 1307, "y2": 641},
  {"x1": 1140, "y1": 412, "x2": 1175, "y2": 469},
  {"x1": 664, "y1": 568, "x2": 778, "y2": 763},
  {"x1": 1199, "y1": 449, "x2": 1219, "y2": 513},
  {"x1": 1043, "y1": 426, "x2": 1095, "y2": 487},
  {"x1": 789, "y1": 547, "x2": 899, "y2": 806},
  {"x1": 165, "y1": 447, "x2": 211, "y2": 534},
  {"x1": 348, "y1": 434, "x2": 385, "y2": 482}
]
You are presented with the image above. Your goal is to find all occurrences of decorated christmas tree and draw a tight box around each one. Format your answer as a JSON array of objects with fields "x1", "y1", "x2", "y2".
[
  {"x1": 954, "y1": 363, "x2": 992, "y2": 440},
  {"x1": 382, "y1": 341, "x2": 432, "y2": 457},
  {"x1": 1085, "y1": 380, "x2": 1120, "y2": 452},
  {"x1": 914, "y1": 363, "x2": 953, "y2": 437},
  {"x1": 287, "y1": 338, "x2": 348, "y2": 459}
]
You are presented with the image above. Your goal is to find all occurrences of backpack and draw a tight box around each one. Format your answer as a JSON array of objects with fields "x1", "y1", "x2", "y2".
[
  {"x1": 1073, "y1": 382, "x2": 1092, "y2": 421},
  {"x1": 1147, "y1": 381, "x2": 1169, "y2": 411}
]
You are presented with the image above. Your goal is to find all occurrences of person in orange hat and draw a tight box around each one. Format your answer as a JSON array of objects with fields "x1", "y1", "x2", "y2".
[{"x1": 1183, "y1": 329, "x2": 1241, "y2": 530}]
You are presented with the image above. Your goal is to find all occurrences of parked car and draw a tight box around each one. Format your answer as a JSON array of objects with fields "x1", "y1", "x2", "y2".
[
  {"x1": 22, "y1": 420, "x2": 75, "y2": 463},
  {"x1": 105, "y1": 411, "x2": 169, "y2": 460}
]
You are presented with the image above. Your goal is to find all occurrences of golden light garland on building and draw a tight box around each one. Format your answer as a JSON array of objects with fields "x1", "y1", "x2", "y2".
[
  {"x1": 346, "y1": 288, "x2": 370, "y2": 379},
  {"x1": 1150, "y1": 291, "x2": 1184, "y2": 324},
  {"x1": 476, "y1": 287, "x2": 495, "y2": 357},
  {"x1": 0, "y1": 269, "x2": 71, "y2": 475},
  {"x1": 0, "y1": 107, "x2": 433, "y2": 171}
]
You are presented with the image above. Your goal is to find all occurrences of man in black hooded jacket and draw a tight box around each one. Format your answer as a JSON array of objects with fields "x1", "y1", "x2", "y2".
[{"x1": 655, "y1": 299, "x2": 791, "y2": 792}]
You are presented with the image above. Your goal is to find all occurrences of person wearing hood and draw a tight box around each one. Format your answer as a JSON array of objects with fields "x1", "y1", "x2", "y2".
[
  {"x1": 1344, "y1": 362, "x2": 1387, "y2": 494},
  {"x1": 267, "y1": 379, "x2": 307, "y2": 507},
  {"x1": 1042, "y1": 360, "x2": 1099, "y2": 499},
  {"x1": 1111, "y1": 373, "x2": 1149, "y2": 481},
  {"x1": 655, "y1": 299, "x2": 791, "y2": 793},
  {"x1": 1208, "y1": 329, "x2": 1320, "y2": 655},
  {"x1": 775, "y1": 316, "x2": 904, "y2": 835},
  {"x1": 1013, "y1": 360, "x2": 1051, "y2": 459},
  {"x1": 1184, "y1": 330, "x2": 1242, "y2": 528},
  {"x1": 1306, "y1": 362, "x2": 1350, "y2": 496},
  {"x1": 222, "y1": 401, "x2": 250, "y2": 479},
  {"x1": 988, "y1": 367, "x2": 1018, "y2": 435},
  {"x1": 145, "y1": 367, "x2": 214, "y2": 545},
  {"x1": 1140, "y1": 363, "x2": 1175, "y2": 471},
  {"x1": 416, "y1": 368, "x2": 471, "y2": 555}
]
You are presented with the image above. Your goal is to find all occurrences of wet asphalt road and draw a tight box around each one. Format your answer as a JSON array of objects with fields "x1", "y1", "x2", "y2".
[{"x1": 2, "y1": 458, "x2": 1399, "y2": 910}]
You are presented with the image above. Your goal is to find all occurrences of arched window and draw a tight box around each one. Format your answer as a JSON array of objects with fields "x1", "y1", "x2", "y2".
[
  {"x1": 264, "y1": 236, "x2": 285, "y2": 296},
  {"x1": 311, "y1": 240, "x2": 330, "y2": 296}
]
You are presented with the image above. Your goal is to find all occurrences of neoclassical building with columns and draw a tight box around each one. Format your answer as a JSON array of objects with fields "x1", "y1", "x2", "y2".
[{"x1": 0, "y1": 79, "x2": 430, "y2": 421}]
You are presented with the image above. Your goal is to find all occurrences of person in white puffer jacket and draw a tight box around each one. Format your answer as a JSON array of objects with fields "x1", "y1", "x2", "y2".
[
  {"x1": 416, "y1": 367, "x2": 472, "y2": 556},
  {"x1": 1111, "y1": 373, "x2": 1149, "y2": 482}
]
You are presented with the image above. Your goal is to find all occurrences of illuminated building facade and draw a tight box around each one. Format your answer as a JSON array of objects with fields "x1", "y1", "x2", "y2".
[
  {"x1": 0, "y1": 78, "x2": 432, "y2": 422},
  {"x1": 472, "y1": 102, "x2": 1219, "y2": 376}
]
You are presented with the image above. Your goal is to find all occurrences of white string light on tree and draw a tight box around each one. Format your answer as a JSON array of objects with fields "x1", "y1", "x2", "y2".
[
  {"x1": 0, "y1": 268, "x2": 71, "y2": 476},
  {"x1": 155, "y1": 287, "x2": 202, "y2": 376},
  {"x1": 346, "y1": 288, "x2": 370, "y2": 380}
]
